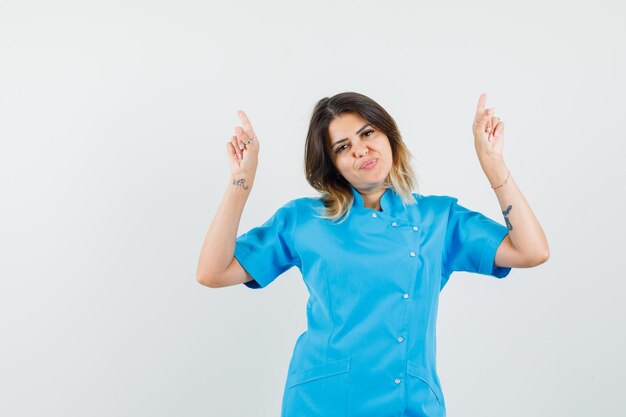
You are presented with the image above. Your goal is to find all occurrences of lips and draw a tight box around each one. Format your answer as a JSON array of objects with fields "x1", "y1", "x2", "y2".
[{"x1": 359, "y1": 158, "x2": 378, "y2": 169}]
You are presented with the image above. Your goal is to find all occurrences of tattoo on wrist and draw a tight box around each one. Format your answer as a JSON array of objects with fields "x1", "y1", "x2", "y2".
[
  {"x1": 232, "y1": 178, "x2": 249, "y2": 190},
  {"x1": 502, "y1": 204, "x2": 513, "y2": 230}
]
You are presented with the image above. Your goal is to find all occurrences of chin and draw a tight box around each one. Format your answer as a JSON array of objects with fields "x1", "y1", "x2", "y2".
[{"x1": 358, "y1": 177, "x2": 390, "y2": 189}]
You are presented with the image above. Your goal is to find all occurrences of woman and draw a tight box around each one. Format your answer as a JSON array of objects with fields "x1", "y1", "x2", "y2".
[{"x1": 196, "y1": 92, "x2": 549, "y2": 417}]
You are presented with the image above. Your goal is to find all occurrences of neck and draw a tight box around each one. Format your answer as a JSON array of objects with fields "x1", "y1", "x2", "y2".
[{"x1": 356, "y1": 186, "x2": 386, "y2": 211}]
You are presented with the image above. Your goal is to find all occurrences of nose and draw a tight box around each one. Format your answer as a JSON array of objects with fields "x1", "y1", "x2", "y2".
[{"x1": 354, "y1": 140, "x2": 369, "y2": 157}]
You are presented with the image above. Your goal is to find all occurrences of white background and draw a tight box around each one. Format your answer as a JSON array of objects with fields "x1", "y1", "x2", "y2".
[{"x1": 1, "y1": 0, "x2": 624, "y2": 416}]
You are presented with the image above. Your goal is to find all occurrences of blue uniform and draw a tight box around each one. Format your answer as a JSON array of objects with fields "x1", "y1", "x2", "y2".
[{"x1": 234, "y1": 186, "x2": 511, "y2": 417}]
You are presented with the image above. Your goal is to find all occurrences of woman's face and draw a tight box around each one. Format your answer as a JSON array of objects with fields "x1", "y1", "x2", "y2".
[{"x1": 327, "y1": 112, "x2": 393, "y2": 191}]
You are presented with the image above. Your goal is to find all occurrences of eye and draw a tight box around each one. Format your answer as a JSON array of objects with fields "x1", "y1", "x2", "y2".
[
  {"x1": 335, "y1": 144, "x2": 349, "y2": 153},
  {"x1": 334, "y1": 130, "x2": 375, "y2": 153}
]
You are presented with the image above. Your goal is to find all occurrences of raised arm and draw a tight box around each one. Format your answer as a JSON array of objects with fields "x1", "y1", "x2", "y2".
[
  {"x1": 196, "y1": 110, "x2": 259, "y2": 288},
  {"x1": 472, "y1": 93, "x2": 550, "y2": 268}
]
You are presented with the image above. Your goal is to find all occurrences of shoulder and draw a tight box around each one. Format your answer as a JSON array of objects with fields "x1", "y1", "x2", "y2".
[
  {"x1": 289, "y1": 196, "x2": 325, "y2": 212},
  {"x1": 411, "y1": 192, "x2": 457, "y2": 213},
  {"x1": 272, "y1": 196, "x2": 323, "y2": 219}
]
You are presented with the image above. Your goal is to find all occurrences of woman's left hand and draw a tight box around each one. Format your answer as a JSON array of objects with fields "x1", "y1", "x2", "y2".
[{"x1": 472, "y1": 93, "x2": 505, "y2": 161}]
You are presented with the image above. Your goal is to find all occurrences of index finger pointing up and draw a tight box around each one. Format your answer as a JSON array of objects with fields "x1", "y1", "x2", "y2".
[
  {"x1": 237, "y1": 110, "x2": 256, "y2": 138},
  {"x1": 475, "y1": 93, "x2": 487, "y2": 118}
]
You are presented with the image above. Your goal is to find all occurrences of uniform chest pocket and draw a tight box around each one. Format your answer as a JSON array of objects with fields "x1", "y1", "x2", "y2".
[
  {"x1": 406, "y1": 360, "x2": 445, "y2": 410},
  {"x1": 283, "y1": 358, "x2": 351, "y2": 417}
]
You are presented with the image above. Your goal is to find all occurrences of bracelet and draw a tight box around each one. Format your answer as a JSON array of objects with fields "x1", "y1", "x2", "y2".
[{"x1": 491, "y1": 169, "x2": 511, "y2": 189}]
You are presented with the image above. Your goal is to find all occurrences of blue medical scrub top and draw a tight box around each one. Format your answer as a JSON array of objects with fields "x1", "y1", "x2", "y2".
[{"x1": 234, "y1": 186, "x2": 511, "y2": 417}]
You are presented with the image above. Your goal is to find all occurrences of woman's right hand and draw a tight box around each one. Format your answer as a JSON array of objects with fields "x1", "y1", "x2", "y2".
[{"x1": 226, "y1": 110, "x2": 259, "y2": 183}]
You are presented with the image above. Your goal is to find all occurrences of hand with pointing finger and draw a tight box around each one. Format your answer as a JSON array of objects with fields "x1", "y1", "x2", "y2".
[
  {"x1": 472, "y1": 93, "x2": 505, "y2": 161},
  {"x1": 472, "y1": 93, "x2": 511, "y2": 189},
  {"x1": 226, "y1": 110, "x2": 260, "y2": 187}
]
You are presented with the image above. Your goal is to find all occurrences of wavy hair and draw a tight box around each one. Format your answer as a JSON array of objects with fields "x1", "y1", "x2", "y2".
[{"x1": 304, "y1": 92, "x2": 419, "y2": 222}]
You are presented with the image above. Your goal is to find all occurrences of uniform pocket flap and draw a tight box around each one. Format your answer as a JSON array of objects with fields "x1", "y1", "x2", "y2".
[
  {"x1": 286, "y1": 357, "x2": 351, "y2": 388},
  {"x1": 406, "y1": 360, "x2": 443, "y2": 405}
]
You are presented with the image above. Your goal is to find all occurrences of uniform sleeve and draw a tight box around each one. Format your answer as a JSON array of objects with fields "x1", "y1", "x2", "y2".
[
  {"x1": 442, "y1": 197, "x2": 512, "y2": 279},
  {"x1": 234, "y1": 200, "x2": 300, "y2": 289}
]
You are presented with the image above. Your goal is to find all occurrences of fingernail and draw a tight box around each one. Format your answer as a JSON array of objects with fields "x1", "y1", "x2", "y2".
[{"x1": 239, "y1": 142, "x2": 245, "y2": 149}]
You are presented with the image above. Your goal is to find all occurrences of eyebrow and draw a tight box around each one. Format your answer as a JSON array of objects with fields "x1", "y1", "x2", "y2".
[{"x1": 330, "y1": 124, "x2": 372, "y2": 149}]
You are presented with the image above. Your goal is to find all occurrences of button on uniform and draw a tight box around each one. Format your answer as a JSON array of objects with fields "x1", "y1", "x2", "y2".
[
  {"x1": 403, "y1": 293, "x2": 409, "y2": 299},
  {"x1": 391, "y1": 221, "x2": 398, "y2": 227},
  {"x1": 397, "y1": 337, "x2": 404, "y2": 343},
  {"x1": 371, "y1": 213, "x2": 378, "y2": 218},
  {"x1": 394, "y1": 378, "x2": 401, "y2": 385},
  {"x1": 412, "y1": 226, "x2": 419, "y2": 231},
  {"x1": 410, "y1": 251, "x2": 416, "y2": 257}
]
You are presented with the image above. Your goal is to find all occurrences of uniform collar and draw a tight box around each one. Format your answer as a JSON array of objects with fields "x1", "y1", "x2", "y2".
[{"x1": 350, "y1": 186, "x2": 401, "y2": 214}]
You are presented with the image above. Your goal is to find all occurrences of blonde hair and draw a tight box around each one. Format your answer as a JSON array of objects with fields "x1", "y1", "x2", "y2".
[{"x1": 304, "y1": 92, "x2": 419, "y2": 222}]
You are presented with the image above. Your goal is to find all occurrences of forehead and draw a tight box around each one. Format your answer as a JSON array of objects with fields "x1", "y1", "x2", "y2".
[{"x1": 327, "y1": 112, "x2": 369, "y2": 141}]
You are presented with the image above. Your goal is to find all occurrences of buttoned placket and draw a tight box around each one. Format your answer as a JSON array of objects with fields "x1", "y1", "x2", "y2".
[
  {"x1": 368, "y1": 206, "x2": 425, "y2": 389},
  {"x1": 393, "y1": 218, "x2": 421, "y2": 388}
]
